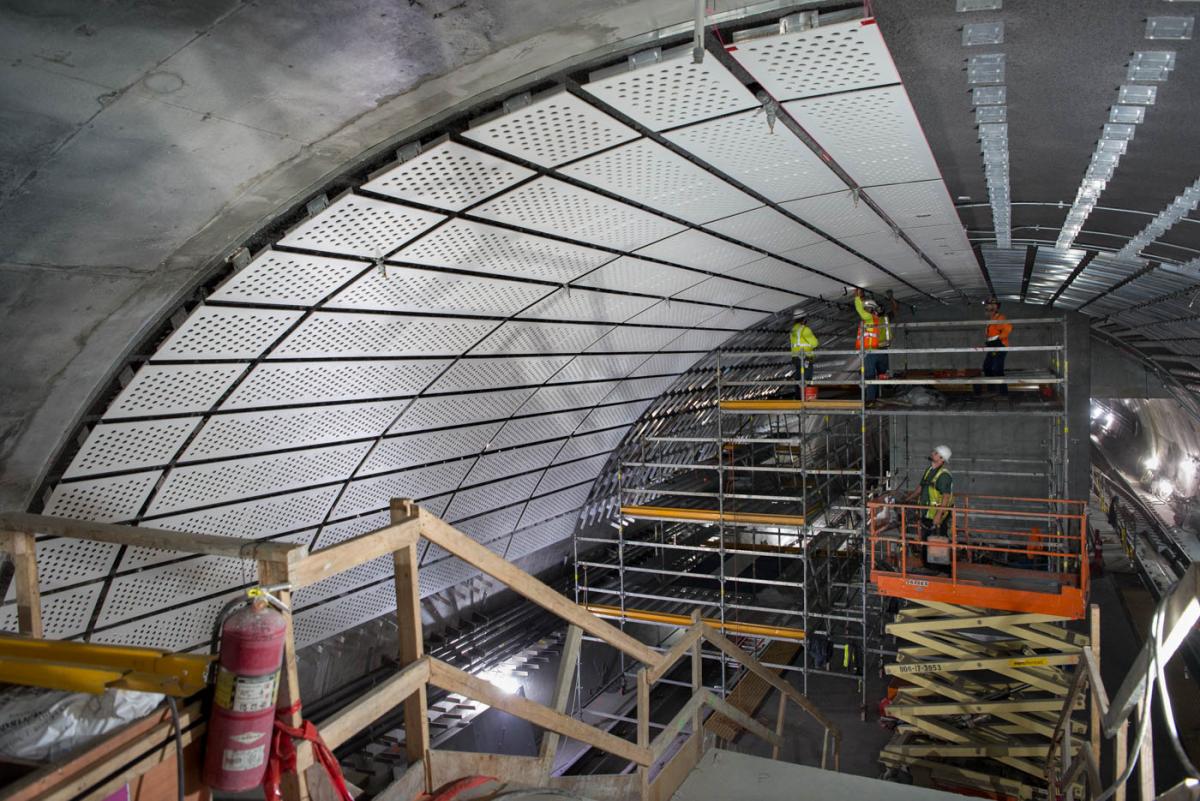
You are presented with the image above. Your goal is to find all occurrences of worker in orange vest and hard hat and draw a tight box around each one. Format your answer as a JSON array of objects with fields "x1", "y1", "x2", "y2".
[
  {"x1": 854, "y1": 288, "x2": 887, "y2": 402},
  {"x1": 974, "y1": 297, "x2": 1013, "y2": 396}
]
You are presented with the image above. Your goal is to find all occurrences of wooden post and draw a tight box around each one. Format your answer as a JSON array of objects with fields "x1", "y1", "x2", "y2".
[
  {"x1": 539, "y1": 624, "x2": 582, "y2": 775},
  {"x1": 1089, "y1": 604, "x2": 1101, "y2": 776},
  {"x1": 1136, "y1": 699, "x2": 1154, "y2": 801},
  {"x1": 258, "y1": 559, "x2": 309, "y2": 801},
  {"x1": 689, "y1": 609, "x2": 702, "y2": 741},
  {"x1": 4, "y1": 532, "x2": 43, "y2": 638},
  {"x1": 772, "y1": 694, "x2": 787, "y2": 761},
  {"x1": 637, "y1": 668, "x2": 650, "y2": 796},
  {"x1": 1114, "y1": 717, "x2": 1128, "y2": 801},
  {"x1": 391, "y1": 499, "x2": 430, "y2": 792}
]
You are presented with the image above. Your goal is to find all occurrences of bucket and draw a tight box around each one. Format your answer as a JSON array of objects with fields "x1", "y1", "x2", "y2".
[
  {"x1": 804, "y1": 386, "x2": 819, "y2": 401},
  {"x1": 927, "y1": 536, "x2": 950, "y2": 565}
]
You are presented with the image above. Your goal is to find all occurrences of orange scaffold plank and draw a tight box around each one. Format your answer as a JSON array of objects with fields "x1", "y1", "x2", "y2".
[
  {"x1": 582, "y1": 603, "x2": 805, "y2": 641},
  {"x1": 719, "y1": 399, "x2": 862, "y2": 412},
  {"x1": 621, "y1": 505, "x2": 805, "y2": 526}
]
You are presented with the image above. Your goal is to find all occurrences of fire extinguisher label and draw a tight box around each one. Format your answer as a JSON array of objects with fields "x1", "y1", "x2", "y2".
[
  {"x1": 222, "y1": 744, "x2": 266, "y2": 772},
  {"x1": 215, "y1": 667, "x2": 279, "y2": 713}
]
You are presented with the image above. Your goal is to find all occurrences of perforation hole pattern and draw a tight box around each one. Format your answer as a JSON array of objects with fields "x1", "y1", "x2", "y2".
[
  {"x1": 538, "y1": 454, "x2": 609, "y2": 494},
  {"x1": 471, "y1": 178, "x2": 685, "y2": 251},
  {"x1": 97, "y1": 556, "x2": 254, "y2": 627},
  {"x1": 274, "y1": 313, "x2": 495, "y2": 358},
  {"x1": 453, "y1": 505, "x2": 524, "y2": 545},
  {"x1": 278, "y1": 195, "x2": 445, "y2": 258},
  {"x1": 90, "y1": 592, "x2": 246, "y2": 651},
  {"x1": 360, "y1": 421, "x2": 502, "y2": 475},
  {"x1": 312, "y1": 511, "x2": 391, "y2": 550},
  {"x1": 210, "y1": 250, "x2": 366, "y2": 306},
  {"x1": 731, "y1": 20, "x2": 898, "y2": 100},
  {"x1": 634, "y1": 229, "x2": 761, "y2": 272},
  {"x1": 65, "y1": 419, "x2": 198, "y2": 478},
  {"x1": 1, "y1": 585, "x2": 103, "y2": 639},
  {"x1": 627, "y1": 300, "x2": 721, "y2": 328},
  {"x1": 428, "y1": 356, "x2": 571, "y2": 393},
  {"x1": 491, "y1": 409, "x2": 590, "y2": 448},
  {"x1": 518, "y1": 381, "x2": 620, "y2": 415},
  {"x1": 159, "y1": 307, "x2": 301, "y2": 360},
  {"x1": 362, "y1": 140, "x2": 534, "y2": 210},
  {"x1": 25, "y1": 538, "x2": 121, "y2": 594},
  {"x1": 472, "y1": 321, "x2": 613, "y2": 355},
  {"x1": 104, "y1": 365, "x2": 244, "y2": 419},
  {"x1": 147, "y1": 442, "x2": 370, "y2": 516},
  {"x1": 507, "y1": 515, "x2": 576, "y2": 561},
  {"x1": 335, "y1": 460, "x2": 476, "y2": 518},
  {"x1": 553, "y1": 425, "x2": 632, "y2": 463},
  {"x1": 584, "y1": 326, "x2": 688, "y2": 354},
  {"x1": 703, "y1": 206, "x2": 824, "y2": 253},
  {"x1": 549, "y1": 354, "x2": 650, "y2": 383},
  {"x1": 585, "y1": 56, "x2": 755, "y2": 131},
  {"x1": 395, "y1": 219, "x2": 612, "y2": 283},
  {"x1": 45, "y1": 472, "x2": 160, "y2": 523},
  {"x1": 520, "y1": 288, "x2": 658, "y2": 324},
  {"x1": 447, "y1": 472, "x2": 542, "y2": 521},
  {"x1": 571, "y1": 257, "x2": 705, "y2": 296},
  {"x1": 387, "y1": 388, "x2": 535, "y2": 432},
  {"x1": 461, "y1": 92, "x2": 639, "y2": 167},
  {"x1": 328, "y1": 266, "x2": 552, "y2": 317},
  {"x1": 183, "y1": 401, "x2": 404, "y2": 462},
  {"x1": 466, "y1": 440, "x2": 564, "y2": 485},
  {"x1": 223, "y1": 360, "x2": 447, "y2": 409},
  {"x1": 522, "y1": 482, "x2": 595, "y2": 526},
  {"x1": 577, "y1": 400, "x2": 654, "y2": 433}
]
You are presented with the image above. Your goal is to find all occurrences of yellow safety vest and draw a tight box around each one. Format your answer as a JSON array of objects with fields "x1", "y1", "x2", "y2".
[
  {"x1": 920, "y1": 465, "x2": 952, "y2": 520},
  {"x1": 790, "y1": 323, "x2": 818, "y2": 355}
]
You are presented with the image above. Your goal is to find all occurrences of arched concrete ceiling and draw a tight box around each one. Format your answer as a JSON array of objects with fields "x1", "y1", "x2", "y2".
[{"x1": 2, "y1": 0, "x2": 1199, "y2": 649}]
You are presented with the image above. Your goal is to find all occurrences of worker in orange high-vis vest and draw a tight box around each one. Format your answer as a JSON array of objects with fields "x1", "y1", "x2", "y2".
[
  {"x1": 974, "y1": 297, "x2": 1013, "y2": 396},
  {"x1": 854, "y1": 289, "x2": 887, "y2": 402}
]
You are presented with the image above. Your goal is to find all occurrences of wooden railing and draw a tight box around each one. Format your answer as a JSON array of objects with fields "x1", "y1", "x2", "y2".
[
  {"x1": 0, "y1": 499, "x2": 841, "y2": 801},
  {"x1": 1045, "y1": 563, "x2": 1200, "y2": 801}
]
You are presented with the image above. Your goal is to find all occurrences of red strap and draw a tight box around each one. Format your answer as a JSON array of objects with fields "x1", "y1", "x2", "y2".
[
  {"x1": 262, "y1": 702, "x2": 354, "y2": 801},
  {"x1": 416, "y1": 775, "x2": 498, "y2": 801}
]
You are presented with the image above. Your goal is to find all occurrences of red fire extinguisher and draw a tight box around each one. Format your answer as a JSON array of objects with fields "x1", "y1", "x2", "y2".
[{"x1": 203, "y1": 591, "x2": 287, "y2": 792}]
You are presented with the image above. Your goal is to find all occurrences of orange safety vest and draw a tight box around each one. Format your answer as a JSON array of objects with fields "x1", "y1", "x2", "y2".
[
  {"x1": 856, "y1": 315, "x2": 881, "y2": 351},
  {"x1": 986, "y1": 312, "x2": 1012, "y2": 346}
]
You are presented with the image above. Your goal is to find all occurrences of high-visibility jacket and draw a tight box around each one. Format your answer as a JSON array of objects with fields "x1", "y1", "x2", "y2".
[
  {"x1": 854, "y1": 296, "x2": 880, "y2": 351},
  {"x1": 919, "y1": 465, "x2": 953, "y2": 520},
  {"x1": 986, "y1": 312, "x2": 1013, "y2": 346},
  {"x1": 790, "y1": 323, "x2": 818, "y2": 355}
]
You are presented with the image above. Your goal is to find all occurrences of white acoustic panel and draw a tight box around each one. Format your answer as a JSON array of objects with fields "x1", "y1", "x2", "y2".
[
  {"x1": 518, "y1": 381, "x2": 621, "y2": 416},
  {"x1": 15, "y1": 538, "x2": 121, "y2": 595},
  {"x1": 335, "y1": 460, "x2": 476, "y2": 517},
  {"x1": 667, "y1": 329, "x2": 735, "y2": 352},
  {"x1": 428, "y1": 356, "x2": 572, "y2": 392},
  {"x1": 311, "y1": 512, "x2": 391, "y2": 550},
  {"x1": 277, "y1": 194, "x2": 445, "y2": 258},
  {"x1": 784, "y1": 86, "x2": 941, "y2": 187},
  {"x1": 454, "y1": 505, "x2": 524, "y2": 547},
  {"x1": 448, "y1": 472, "x2": 543, "y2": 521},
  {"x1": 360, "y1": 421, "x2": 502, "y2": 475},
  {"x1": 97, "y1": 556, "x2": 252, "y2": 627},
  {"x1": 571, "y1": 257, "x2": 706, "y2": 296},
  {"x1": 492, "y1": 409, "x2": 591, "y2": 448},
  {"x1": 44, "y1": 471, "x2": 160, "y2": 523},
  {"x1": 159, "y1": 306, "x2": 302, "y2": 360},
  {"x1": 905, "y1": 224, "x2": 972, "y2": 264},
  {"x1": 362, "y1": 139, "x2": 534, "y2": 211},
  {"x1": 395, "y1": 218, "x2": 613, "y2": 283},
  {"x1": 274, "y1": 313, "x2": 494, "y2": 359},
  {"x1": 782, "y1": 190, "x2": 889, "y2": 239},
  {"x1": 553, "y1": 425, "x2": 631, "y2": 463},
  {"x1": 223, "y1": 360, "x2": 447, "y2": 409},
  {"x1": 293, "y1": 554, "x2": 393, "y2": 609},
  {"x1": 538, "y1": 454, "x2": 609, "y2": 494},
  {"x1": 673, "y1": 276, "x2": 772, "y2": 306},
  {"x1": 629, "y1": 352, "x2": 703, "y2": 377},
  {"x1": 522, "y1": 482, "x2": 595, "y2": 527},
  {"x1": 744, "y1": 289, "x2": 805, "y2": 313},
  {"x1": 64, "y1": 418, "x2": 198, "y2": 478},
  {"x1": 634, "y1": 229, "x2": 761, "y2": 272},
  {"x1": 839, "y1": 230, "x2": 920, "y2": 266},
  {"x1": 388, "y1": 389, "x2": 535, "y2": 433},
  {"x1": 701, "y1": 307, "x2": 770, "y2": 331},
  {"x1": 466, "y1": 440, "x2": 564, "y2": 485},
  {"x1": 470, "y1": 178, "x2": 686, "y2": 251},
  {"x1": 131, "y1": 487, "x2": 337, "y2": 569},
  {"x1": 184, "y1": 401, "x2": 404, "y2": 462},
  {"x1": 583, "y1": 46, "x2": 756, "y2": 131},
  {"x1": 507, "y1": 514, "x2": 577, "y2": 561},
  {"x1": 703, "y1": 206, "x2": 824, "y2": 253},
  {"x1": 605, "y1": 375, "x2": 679, "y2": 404},
  {"x1": 784, "y1": 241, "x2": 880, "y2": 285},
  {"x1": 520, "y1": 288, "x2": 658, "y2": 324},
  {"x1": 147, "y1": 442, "x2": 370, "y2": 516},
  {"x1": 864, "y1": 180, "x2": 961, "y2": 230},
  {"x1": 576, "y1": 400, "x2": 654, "y2": 433},
  {"x1": 561, "y1": 139, "x2": 760, "y2": 224},
  {"x1": 293, "y1": 581, "x2": 400, "y2": 649},
  {"x1": 731, "y1": 18, "x2": 900, "y2": 101},
  {"x1": 328, "y1": 265, "x2": 554, "y2": 317},
  {"x1": 104, "y1": 365, "x2": 244, "y2": 420},
  {"x1": 417, "y1": 555, "x2": 481, "y2": 599},
  {"x1": 90, "y1": 590, "x2": 242, "y2": 650},
  {"x1": 665, "y1": 112, "x2": 846, "y2": 202},
  {"x1": 626, "y1": 299, "x2": 726, "y2": 328},
  {"x1": 549, "y1": 353, "x2": 651, "y2": 383},
  {"x1": 0, "y1": 584, "x2": 103, "y2": 640},
  {"x1": 472, "y1": 321, "x2": 614, "y2": 355},
  {"x1": 211, "y1": 250, "x2": 366, "y2": 307},
  {"x1": 726, "y1": 257, "x2": 845, "y2": 297},
  {"x1": 461, "y1": 88, "x2": 640, "y2": 167},
  {"x1": 584, "y1": 326, "x2": 688, "y2": 353}
]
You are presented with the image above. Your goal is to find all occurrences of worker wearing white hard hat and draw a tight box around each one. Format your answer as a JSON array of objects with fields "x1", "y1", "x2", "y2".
[
  {"x1": 853, "y1": 289, "x2": 889, "y2": 402},
  {"x1": 790, "y1": 309, "x2": 819, "y2": 400},
  {"x1": 903, "y1": 445, "x2": 955, "y2": 571}
]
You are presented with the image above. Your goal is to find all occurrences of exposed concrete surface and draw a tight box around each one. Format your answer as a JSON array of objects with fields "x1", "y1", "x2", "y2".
[
  {"x1": 1091, "y1": 339, "x2": 1172, "y2": 399},
  {"x1": 0, "y1": 0, "x2": 772, "y2": 511}
]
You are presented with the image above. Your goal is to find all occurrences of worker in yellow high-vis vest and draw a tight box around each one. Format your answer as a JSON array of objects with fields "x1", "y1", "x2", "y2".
[
  {"x1": 904, "y1": 444, "x2": 954, "y2": 570},
  {"x1": 854, "y1": 289, "x2": 888, "y2": 402},
  {"x1": 790, "y1": 311, "x2": 819, "y2": 400}
]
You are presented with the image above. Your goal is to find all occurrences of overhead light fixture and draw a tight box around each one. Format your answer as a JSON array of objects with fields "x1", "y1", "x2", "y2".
[
  {"x1": 1146, "y1": 16, "x2": 1194, "y2": 40},
  {"x1": 1145, "y1": 454, "x2": 1161, "y2": 471},
  {"x1": 962, "y1": 21, "x2": 1004, "y2": 45},
  {"x1": 1154, "y1": 477, "x2": 1175, "y2": 499}
]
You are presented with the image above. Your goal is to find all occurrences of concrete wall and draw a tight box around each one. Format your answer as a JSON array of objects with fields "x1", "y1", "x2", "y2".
[{"x1": 1090, "y1": 339, "x2": 1172, "y2": 398}]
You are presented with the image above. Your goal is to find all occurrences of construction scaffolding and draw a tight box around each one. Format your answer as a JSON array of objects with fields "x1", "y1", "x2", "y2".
[{"x1": 573, "y1": 313, "x2": 1073, "y2": 729}]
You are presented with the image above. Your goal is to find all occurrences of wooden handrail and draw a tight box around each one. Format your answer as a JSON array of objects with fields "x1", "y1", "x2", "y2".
[{"x1": 318, "y1": 656, "x2": 430, "y2": 750}]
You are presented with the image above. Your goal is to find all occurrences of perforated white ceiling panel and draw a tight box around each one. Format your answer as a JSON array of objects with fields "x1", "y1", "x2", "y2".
[{"x1": 21, "y1": 11, "x2": 977, "y2": 651}]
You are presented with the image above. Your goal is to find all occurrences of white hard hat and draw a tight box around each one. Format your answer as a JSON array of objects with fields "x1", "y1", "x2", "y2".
[
  {"x1": 934, "y1": 445, "x2": 952, "y2": 462},
  {"x1": 864, "y1": 299, "x2": 880, "y2": 312}
]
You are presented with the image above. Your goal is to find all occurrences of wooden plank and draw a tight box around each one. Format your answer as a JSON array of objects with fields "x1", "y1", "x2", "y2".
[
  {"x1": 645, "y1": 730, "x2": 702, "y2": 801},
  {"x1": 290, "y1": 517, "x2": 419, "y2": 589},
  {"x1": 539, "y1": 624, "x2": 582, "y2": 771},
  {"x1": 427, "y1": 658, "x2": 652, "y2": 767},
  {"x1": 637, "y1": 667, "x2": 650, "y2": 796},
  {"x1": 372, "y1": 760, "x2": 426, "y2": 801},
  {"x1": 620, "y1": 505, "x2": 805, "y2": 527},
  {"x1": 258, "y1": 559, "x2": 309, "y2": 801},
  {"x1": 0, "y1": 512, "x2": 304, "y2": 563},
  {"x1": 3, "y1": 532, "x2": 42, "y2": 637},
  {"x1": 417, "y1": 507, "x2": 660, "y2": 666},
  {"x1": 649, "y1": 692, "x2": 707, "y2": 761},
  {"x1": 1137, "y1": 699, "x2": 1155, "y2": 800},
  {"x1": 701, "y1": 690, "x2": 782, "y2": 749},
  {"x1": 772, "y1": 694, "x2": 786, "y2": 761},
  {"x1": 391, "y1": 499, "x2": 430, "y2": 787},
  {"x1": 702, "y1": 626, "x2": 841, "y2": 742},
  {"x1": 689, "y1": 608, "x2": 702, "y2": 743},
  {"x1": 646, "y1": 623, "x2": 703, "y2": 684},
  {"x1": 75, "y1": 723, "x2": 205, "y2": 801},
  {"x1": 317, "y1": 657, "x2": 430, "y2": 750}
]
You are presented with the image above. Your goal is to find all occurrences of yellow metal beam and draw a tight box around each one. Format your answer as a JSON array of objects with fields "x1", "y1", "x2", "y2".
[
  {"x1": 621, "y1": 505, "x2": 805, "y2": 527},
  {"x1": 582, "y1": 603, "x2": 804, "y2": 642},
  {"x1": 719, "y1": 399, "x2": 862, "y2": 412}
]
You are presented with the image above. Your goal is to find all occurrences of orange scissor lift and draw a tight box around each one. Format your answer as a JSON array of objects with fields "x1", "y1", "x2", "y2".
[{"x1": 869, "y1": 495, "x2": 1092, "y2": 800}]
